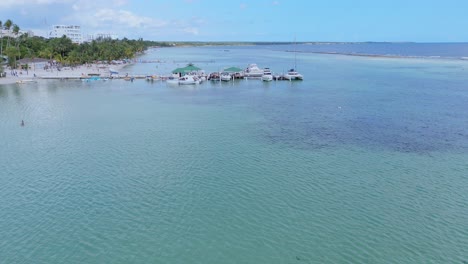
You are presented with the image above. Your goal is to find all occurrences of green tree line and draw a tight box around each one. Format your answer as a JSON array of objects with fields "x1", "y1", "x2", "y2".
[{"x1": 0, "y1": 18, "x2": 173, "y2": 69}]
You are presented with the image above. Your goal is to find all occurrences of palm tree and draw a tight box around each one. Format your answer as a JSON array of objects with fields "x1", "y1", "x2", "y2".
[
  {"x1": 5, "y1": 46, "x2": 20, "y2": 68},
  {"x1": 39, "y1": 47, "x2": 54, "y2": 61},
  {"x1": 0, "y1": 20, "x2": 3, "y2": 57},
  {"x1": 4, "y1": 19, "x2": 13, "y2": 48},
  {"x1": 13, "y1": 24, "x2": 20, "y2": 49}
]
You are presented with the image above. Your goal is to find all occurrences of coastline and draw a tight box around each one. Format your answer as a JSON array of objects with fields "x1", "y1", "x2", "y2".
[
  {"x1": 287, "y1": 50, "x2": 468, "y2": 61},
  {"x1": 0, "y1": 62, "x2": 131, "y2": 85},
  {"x1": 2, "y1": 44, "x2": 467, "y2": 86}
]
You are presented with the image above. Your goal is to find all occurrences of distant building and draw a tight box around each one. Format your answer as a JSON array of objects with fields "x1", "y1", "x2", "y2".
[
  {"x1": 49, "y1": 25, "x2": 82, "y2": 43},
  {"x1": 0, "y1": 29, "x2": 32, "y2": 38},
  {"x1": 17, "y1": 58, "x2": 49, "y2": 71}
]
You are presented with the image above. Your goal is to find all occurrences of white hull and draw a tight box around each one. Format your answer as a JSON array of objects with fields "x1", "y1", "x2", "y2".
[
  {"x1": 262, "y1": 75, "x2": 273, "y2": 81},
  {"x1": 220, "y1": 73, "x2": 232, "y2": 81},
  {"x1": 166, "y1": 77, "x2": 179, "y2": 85},
  {"x1": 283, "y1": 69, "x2": 303, "y2": 80},
  {"x1": 244, "y1": 63, "x2": 264, "y2": 78},
  {"x1": 283, "y1": 75, "x2": 303, "y2": 80},
  {"x1": 178, "y1": 75, "x2": 201, "y2": 85},
  {"x1": 262, "y1": 68, "x2": 273, "y2": 81},
  {"x1": 244, "y1": 73, "x2": 263, "y2": 78},
  {"x1": 179, "y1": 81, "x2": 200, "y2": 85},
  {"x1": 16, "y1": 79, "x2": 37, "y2": 84}
]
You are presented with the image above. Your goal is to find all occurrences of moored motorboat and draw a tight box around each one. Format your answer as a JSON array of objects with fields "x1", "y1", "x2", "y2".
[
  {"x1": 208, "y1": 72, "x2": 220, "y2": 81},
  {"x1": 166, "y1": 76, "x2": 179, "y2": 85},
  {"x1": 16, "y1": 79, "x2": 37, "y2": 84},
  {"x1": 243, "y1": 63, "x2": 264, "y2": 77},
  {"x1": 178, "y1": 75, "x2": 201, "y2": 85},
  {"x1": 261, "y1": 68, "x2": 273, "y2": 82},
  {"x1": 283, "y1": 69, "x2": 303, "y2": 80},
  {"x1": 220, "y1": 72, "x2": 232, "y2": 82}
]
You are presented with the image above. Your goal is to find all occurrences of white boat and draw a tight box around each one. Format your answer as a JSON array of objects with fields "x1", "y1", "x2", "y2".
[
  {"x1": 187, "y1": 72, "x2": 205, "y2": 83},
  {"x1": 243, "y1": 63, "x2": 264, "y2": 77},
  {"x1": 283, "y1": 36, "x2": 304, "y2": 81},
  {"x1": 166, "y1": 77, "x2": 179, "y2": 85},
  {"x1": 145, "y1": 75, "x2": 159, "y2": 81},
  {"x1": 16, "y1": 79, "x2": 37, "y2": 84},
  {"x1": 283, "y1": 69, "x2": 303, "y2": 80},
  {"x1": 208, "y1": 72, "x2": 220, "y2": 81},
  {"x1": 178, "y1": 75, "x2": 201, "y2": 85},
  {"x1": 261, "y1": 68, "x2": 273, "y2": 82},
  {"x1": 220, "y1": 72, "x2": 232, "y2": 82}
]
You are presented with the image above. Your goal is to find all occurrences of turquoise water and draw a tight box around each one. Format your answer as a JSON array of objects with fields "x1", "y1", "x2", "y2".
[{"x1": 1, "y1": 47, "x2": 468, "y2": 263}]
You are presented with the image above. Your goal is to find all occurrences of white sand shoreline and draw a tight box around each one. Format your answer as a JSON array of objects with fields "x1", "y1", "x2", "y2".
[{"x1": 0, "y1": 62, "x2": 131, "y2": 85}]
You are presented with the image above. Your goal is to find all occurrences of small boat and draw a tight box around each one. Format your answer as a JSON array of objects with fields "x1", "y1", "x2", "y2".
[
  {"x1": 178, "y1": 75, "x2": 201, "y2": 85},
  {"x1": 166, "y1": 77, "x2": 179, "y2": 85},
  {"x1": 146, "y1": 75, "x2": 159, "y2": 81},
  {"x1": 187, "y1": 72, "x2": 205, "y2": 83},
  {"x1": 16, "y1": 79, "x2": 37, "y2": 84},
  {"x1": 220, "y1": 72, "x2": 232, "y2": 82},
  {"x1": 283, "y1": 69, "x2": 303, "y2": 80},
  {"x1": 208, "y1": 72, "x2": 220, "y2": 81},
  {"x1": 284, "y1": 37, "x2": 303, "y2": 81},
  {"x1": 243, "y1": 63, "x2": 264, "y2": 78},
  {"x1": 261, "y1": 68, "x2": 273, "y2": 82},
  {"x1": 83, "y1": 76, "x2": 103, "y2": 82}
]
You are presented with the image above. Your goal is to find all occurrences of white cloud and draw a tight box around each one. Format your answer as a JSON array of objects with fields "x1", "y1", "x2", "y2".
[
  {"x1": 113, "y1": 0, "x2": 127, "y2": 6},
  {"x1": 272, "y1": 1, "x2": 280, "y2": 5},
  {"x1": 20, "y1": 8, "x2": 29, "y2": 16},
  {"x1": 190, "y1": 17, "x2": 206, "y2": 25},
  {"x1": 94, "y1": 9, "x2": 154, "y2": 28},
  {"x1": 64, "y1": 5, "x2": 168, "y2": 29},
  {"x1": 0, "y1": 0, "x2": 71, "y2": 7},
  {"x1": 72, "y1": 0, "x2": 107, "y2": 11},
  {"x1": 0, "y1": 0, "x2": 207, "y2": 40},
  {"x1": 182, "y1": 27, "x2": 199, "y2": 35}
]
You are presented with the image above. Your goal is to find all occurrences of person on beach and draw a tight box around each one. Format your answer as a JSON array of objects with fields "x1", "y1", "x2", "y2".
[{"x1": 21, "y1": 120, "x2": 24, "y2": 126}]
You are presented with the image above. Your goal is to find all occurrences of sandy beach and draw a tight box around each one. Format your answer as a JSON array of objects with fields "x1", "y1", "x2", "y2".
[{"x1": 0, "y1": 63, "x2": 130, "y2": 85}]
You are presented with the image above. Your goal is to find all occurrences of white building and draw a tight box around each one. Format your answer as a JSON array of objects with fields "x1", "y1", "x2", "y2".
[
  {"x1": 49, "y1": 25, "x2": 82, "y2": 43},
  {"x1": 0, "y1": 29, "x2": 33, "y2": 38}
]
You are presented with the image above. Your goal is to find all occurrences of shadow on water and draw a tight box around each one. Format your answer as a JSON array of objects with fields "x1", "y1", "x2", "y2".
[
  {"x1": 165, "y1": 77, "x2": 468, "y2": 155},
  {"x1": 12, "y1": 86, "x2": 23, "y2": 103},
  {"x1": 252, "y1": 83, "x2": 468, "y2": 154},
  {"x1": 0, "y1": 86, "x2": 8, "y2": 99}
]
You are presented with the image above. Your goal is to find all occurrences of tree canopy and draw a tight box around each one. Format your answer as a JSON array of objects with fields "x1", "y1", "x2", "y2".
[{"x1": 0, "y1": 18, "x2": 172, "y2": 68}]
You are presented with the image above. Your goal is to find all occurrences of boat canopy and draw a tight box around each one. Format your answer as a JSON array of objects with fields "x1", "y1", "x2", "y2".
[
  {"x1": 223, "y1": 67, "x2": 243, "y2": 73},
  {"x1": 172, "y1": 64, "x2": 202, "y2": 74}
]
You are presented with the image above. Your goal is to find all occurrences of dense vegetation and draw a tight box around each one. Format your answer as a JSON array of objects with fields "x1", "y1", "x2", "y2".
[{"x1": 0, "y1": 19, "x2": 176, "y2": 70}]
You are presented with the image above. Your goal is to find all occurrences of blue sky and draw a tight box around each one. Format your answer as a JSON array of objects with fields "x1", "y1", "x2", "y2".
[{"x1": 0, "y1": 0, "x2": 466, "y2": 42}]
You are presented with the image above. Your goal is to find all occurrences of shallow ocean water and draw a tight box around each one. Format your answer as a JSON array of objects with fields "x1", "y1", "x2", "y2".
[{"x1": 1, "y1": 46, "x2": 468, "y2": 263}]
